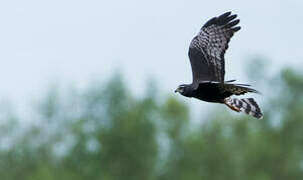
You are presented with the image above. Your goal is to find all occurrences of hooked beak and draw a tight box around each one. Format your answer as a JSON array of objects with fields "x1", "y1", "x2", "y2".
[{"x1": 174, "y1": 88, "x2": 180, "y2": 93}]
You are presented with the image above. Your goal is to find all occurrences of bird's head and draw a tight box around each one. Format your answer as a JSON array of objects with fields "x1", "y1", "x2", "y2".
[{"x1": 175, "y1": 84, "x2": 192, "y2": 97}]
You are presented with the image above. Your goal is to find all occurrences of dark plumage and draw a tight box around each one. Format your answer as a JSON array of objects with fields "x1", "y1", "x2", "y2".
[{"x1": 175, "y1": 12, "x2": 263, "y2": 119}]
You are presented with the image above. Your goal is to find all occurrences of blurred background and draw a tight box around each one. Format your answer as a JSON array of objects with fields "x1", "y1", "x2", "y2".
[{"x1": 0, "y1": 0, "x2": 303, "y2": 179}]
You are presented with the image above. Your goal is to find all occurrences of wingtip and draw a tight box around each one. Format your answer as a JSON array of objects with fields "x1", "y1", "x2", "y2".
[
  {"x1": 233, "y1": 26, "x2": 241, "y2": 32},
  {"x1": 218, "y1": 12, "x2": 232, "y2": 21},
  {"x1": 221, "y1": 11, "x2": 232, "y2": 17},
  {"x1": 250, "y1": 89, "x2": 262, "y2": 95}
]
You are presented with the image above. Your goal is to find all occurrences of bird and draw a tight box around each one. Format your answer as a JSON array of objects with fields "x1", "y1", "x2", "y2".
[{"x1": 175, "y1": 12, "x2": 263, "y2": 119}]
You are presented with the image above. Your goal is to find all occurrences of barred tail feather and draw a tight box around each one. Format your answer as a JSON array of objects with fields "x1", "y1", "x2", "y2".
[{"x1": 224, "y1": 97, "x2": 263, "y2": 119}]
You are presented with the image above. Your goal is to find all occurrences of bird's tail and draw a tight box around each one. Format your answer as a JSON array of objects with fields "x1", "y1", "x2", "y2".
[{"x1": 224, "y1": 97, "x2": 263, "y2": 119}]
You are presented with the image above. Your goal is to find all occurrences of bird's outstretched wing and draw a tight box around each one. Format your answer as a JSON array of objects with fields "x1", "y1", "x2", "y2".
[{"x1": 188, "y1": 12, "x2": 240, "y2": 84}]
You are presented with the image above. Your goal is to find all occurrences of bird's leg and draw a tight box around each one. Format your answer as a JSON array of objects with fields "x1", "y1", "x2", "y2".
[{"x1": 223, "y1": 99, "x2": 240, "y2": 112}]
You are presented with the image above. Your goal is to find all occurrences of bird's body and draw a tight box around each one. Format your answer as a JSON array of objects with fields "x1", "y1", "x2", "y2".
[
  {"x1": 175, "y1": 12, "x2": 263, "y2": 119},
  {"x1": 192, "y1": 82, "x2": 233, "y2": 103}
]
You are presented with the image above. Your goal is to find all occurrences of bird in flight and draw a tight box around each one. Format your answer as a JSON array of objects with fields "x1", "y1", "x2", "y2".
[{"x1": 175, "y1": 12, "x2": 263, "y2": 119}]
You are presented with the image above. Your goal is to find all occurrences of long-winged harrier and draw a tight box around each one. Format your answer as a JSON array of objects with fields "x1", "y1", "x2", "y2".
[{"x1": 175, "y1": 12, "x2": 263, "y2": 119}]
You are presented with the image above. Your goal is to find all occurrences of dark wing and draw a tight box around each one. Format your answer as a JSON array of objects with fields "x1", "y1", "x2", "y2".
[{"x1": 188, "y1": 12, "x2": 241, "y2": 84}]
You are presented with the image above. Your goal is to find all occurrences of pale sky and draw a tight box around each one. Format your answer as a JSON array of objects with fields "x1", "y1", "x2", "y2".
[{"x1": 0, "y1": 0, "x2": 302, "y2": 114}]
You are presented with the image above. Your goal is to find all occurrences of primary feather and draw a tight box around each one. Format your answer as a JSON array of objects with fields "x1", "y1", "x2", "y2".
[{"x1": 189, "y1": 11, "x2": 240, "y2": 84}]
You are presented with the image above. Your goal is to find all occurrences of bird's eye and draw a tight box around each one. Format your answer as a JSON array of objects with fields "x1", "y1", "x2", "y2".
[{"x1": 179, "y1": 87, "x2": 184, "y2": 92}]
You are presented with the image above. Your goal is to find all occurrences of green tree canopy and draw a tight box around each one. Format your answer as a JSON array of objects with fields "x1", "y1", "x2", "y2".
[{"x1": 0, "y1": 63, "x2": 303, "y2": 180}]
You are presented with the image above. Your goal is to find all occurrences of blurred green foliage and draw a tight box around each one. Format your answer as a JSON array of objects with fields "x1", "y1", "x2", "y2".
[{"x1": 0, "y1": 62, "x2": 303, "y2": 180}]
